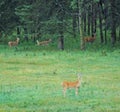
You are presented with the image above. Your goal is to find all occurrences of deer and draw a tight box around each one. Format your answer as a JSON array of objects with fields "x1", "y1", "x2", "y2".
[
  {"x1": 84, "y1": 33, "x2": 96, "y2": 43},
  {"x1": 36, "y1": 39, "x2": 52, "y2": 46},
  {"x1": 8, "y1": 38, "x2": 20, "y2": 47},
  {"x1": 61, "y1": 74, "x2": 82, "y2": 97}
]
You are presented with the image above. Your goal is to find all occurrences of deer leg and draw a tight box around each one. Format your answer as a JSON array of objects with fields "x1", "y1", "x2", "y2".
[
  {"x1": 63, "y1": 87, "x2": 66, "y2": 97},
  {"x1": 75, "y1": 87, "x2": 78, "y2": 95}
]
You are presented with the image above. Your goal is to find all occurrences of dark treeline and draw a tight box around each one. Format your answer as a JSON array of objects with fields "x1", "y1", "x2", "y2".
[{"x1": 0, "y1": 0, "x2": 120, "y2": 50}]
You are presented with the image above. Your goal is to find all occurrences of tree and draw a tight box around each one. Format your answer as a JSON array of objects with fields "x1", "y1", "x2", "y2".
[
  {"x1": 98, "y1": 1, "x2": 104, "y2": 43},
  {"x1": 0, "y1": 0, "x2": 120, "y2": 48},
  {"x1": 110, "y1": 0, "x2": 117, "y2": 46},
  {"x1": 0, "y1": 0, "x2": 20, "y2": 33},
  {"x1": 78, "y1": 0, "x2": 85, "y2": 50}
]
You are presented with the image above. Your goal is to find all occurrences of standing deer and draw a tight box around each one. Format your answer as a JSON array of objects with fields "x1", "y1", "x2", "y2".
[
  {"x1": 8, "y1": 38, "x2": 20, "y2": 47},
  {"x1": 61, "y1": 74, "x2": 82, "y2": 97},
  {"x1": 84, "y1": 33, "x2": 96, "y2": 43},
  {"x1": 36, "y1": 39, "x2": 52, "y2": 46}
]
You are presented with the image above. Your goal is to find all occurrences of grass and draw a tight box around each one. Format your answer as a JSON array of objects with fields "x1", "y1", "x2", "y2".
[{"x1": 0, "y1": 44, "x2": 120, "y2": 112}]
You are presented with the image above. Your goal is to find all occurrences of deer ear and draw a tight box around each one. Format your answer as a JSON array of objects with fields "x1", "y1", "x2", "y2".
[{"x1": 77, "y1": 73, "x2": 82, "y2": 78}]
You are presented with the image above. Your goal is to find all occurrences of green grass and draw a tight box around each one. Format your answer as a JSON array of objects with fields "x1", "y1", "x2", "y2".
[{"x1": 0, "y1": 44, "x2": 120, "y2": 112}]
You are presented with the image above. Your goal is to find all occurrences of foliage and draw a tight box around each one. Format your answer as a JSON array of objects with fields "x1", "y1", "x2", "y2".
[
  {"x1": 0, "y1": 0, "x2": 120, "y2": 48},
  {"x1": 0, "y1": 0, "x2": 19, "y2": 32}
]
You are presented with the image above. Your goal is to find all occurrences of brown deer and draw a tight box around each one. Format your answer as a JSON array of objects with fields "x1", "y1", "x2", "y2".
[
  {"x1": 61, "y1": 74, "x2": 82, "y2": 97},
  {"x1": 36, "y1": 39, "x2": 52, "y2": 46},
  {"x1": 8, "y1": 38, "x2": 20, "y2": 47},
  {"x1": 84, "y1": 33, "x2": 96, "y2": 43}
]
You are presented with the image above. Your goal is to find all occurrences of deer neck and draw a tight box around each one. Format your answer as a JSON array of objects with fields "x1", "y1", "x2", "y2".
[{"x1": 16, "y1": 40, "x2": 19, "y2": 44}]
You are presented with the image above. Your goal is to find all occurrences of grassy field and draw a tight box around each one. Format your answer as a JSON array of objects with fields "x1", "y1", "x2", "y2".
[{"x1": 0, "y1": 44, "x2": 120, "y2": 112}]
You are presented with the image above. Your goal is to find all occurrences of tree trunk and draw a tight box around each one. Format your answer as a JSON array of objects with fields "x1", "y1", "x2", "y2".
[
  {"x1": 72, "y1": 13, "x2": 77, "y2": 38},
  {"x1": 78, "y1": 0, "x2": 85, "y2": 50},
  {"x1": 119, "y1": 26, "x2": 120, "y2": 41},
  {"x1": 83, "y1": 12, "x2": 87, "y2": 34},
  {"x1": 91, "y1": 1, "x2": 94, "y2": 35},
  {"x1": 104, "y1": 14, "x2": 107, "y2": 44},
  {"x1": 104, "y1": 0, "x2": 108, "y2": 44},
  {"x1": 24, "y1": 26, "x2": 29, "y2": 42},
  {"x1": 98, "y1": 3, "x2": 104, "y2": 43},
  {"x1": 104, "y1": 29, "x2": 107, "y2": 44},
  {"x1": 17, "y1": 26, "x2": 20, "y2": 38},
  {"x1": 58, "y1": 36, "x2": 64, "y2": 50},
  {"x1": 94, "y1": 3, "x2": 97, "y2": 33},
  {"x1": 57, "y1": 0, "x2": 65, "y2": 50},
  {"x1": 110, "y1": 0, "x2": 116, "y2": 46},
  {"x1": 83, "y1": 0, "x2": 87, "y2": 34},
  {"x1": 87, "y1": 5, "x2": 91, "y2": 36},
  {"x1": 58, "y1": 22, "x2": 64, "y2": 50}
]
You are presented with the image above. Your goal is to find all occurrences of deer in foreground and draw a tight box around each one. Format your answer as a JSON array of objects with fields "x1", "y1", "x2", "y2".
[
  {"x1": 36, "y1": 39, "x2": 52, "y2": 46},
  {"x1": 8, "y1": 38, "x2": 20, "y2": 47},
  {"x1": 61, "y1": 74, "x2": 82, "y2": 97},
  {"x1": 84, "y1": 33, "x2": 96, "y2": 43}
]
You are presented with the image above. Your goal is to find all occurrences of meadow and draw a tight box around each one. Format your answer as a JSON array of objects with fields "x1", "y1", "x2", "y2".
[{"x1": 0, "y1": 44, "x2": 120, "y2": 112}]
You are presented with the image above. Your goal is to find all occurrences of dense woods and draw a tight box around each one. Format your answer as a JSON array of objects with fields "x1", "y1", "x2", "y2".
[{"x1": 0, "y1": 0, "x2": 120, "y2": 50}]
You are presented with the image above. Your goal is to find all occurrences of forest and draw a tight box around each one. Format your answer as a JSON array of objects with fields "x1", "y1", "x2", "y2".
[
  {"x1": 0, "y1": 0, "x2": 120, "y2": 112},
  {"x1": 0, "y1": 0, "x2": 120, "y2": 50}
]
